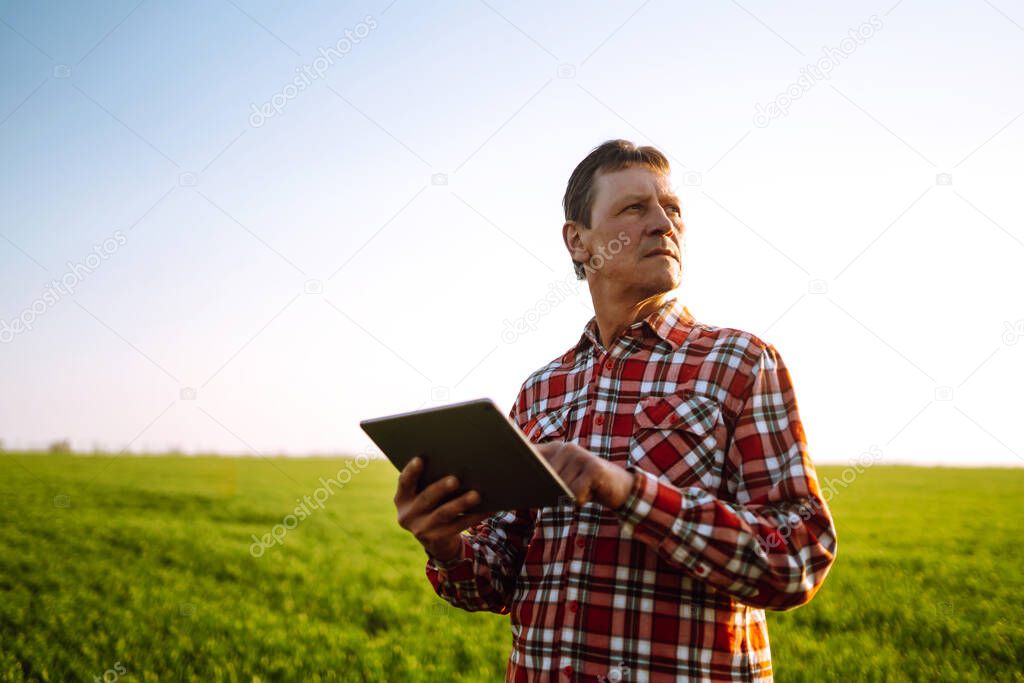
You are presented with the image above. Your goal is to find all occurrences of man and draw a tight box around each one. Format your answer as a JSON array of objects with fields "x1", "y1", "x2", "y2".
[{"x1": 394, "y1": 139, "x2": 837, "y2": 682}]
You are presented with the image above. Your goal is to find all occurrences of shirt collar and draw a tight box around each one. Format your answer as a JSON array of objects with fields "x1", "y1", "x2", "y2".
[{"x1": 574, "y1": 296, "x2": 697, "y2": 354}]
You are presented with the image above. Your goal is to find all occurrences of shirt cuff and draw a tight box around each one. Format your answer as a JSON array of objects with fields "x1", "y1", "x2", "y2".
[
  {"x1": 612, "y1": 466, "x2": 715, "y2": 579},
  {"x1": 612, "y1": 464, "x2": 658, "y2": 530},
  {"x1": 425, "y1": 535, "x2": 474, "y2": 579}
]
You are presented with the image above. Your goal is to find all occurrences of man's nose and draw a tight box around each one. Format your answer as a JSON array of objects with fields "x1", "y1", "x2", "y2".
[{"x1": 646, "y1": 205, "x2": 678, "y2": 236}]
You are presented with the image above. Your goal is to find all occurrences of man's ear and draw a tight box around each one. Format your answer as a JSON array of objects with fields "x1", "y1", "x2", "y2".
[{"x1": 563, "y1": 220, "x2": 590, "y2": 265}]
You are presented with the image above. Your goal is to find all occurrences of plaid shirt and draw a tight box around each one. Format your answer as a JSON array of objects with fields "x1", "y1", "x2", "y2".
[{"x1": 425, "y1": 296, "x2": 837, "y2": 682}]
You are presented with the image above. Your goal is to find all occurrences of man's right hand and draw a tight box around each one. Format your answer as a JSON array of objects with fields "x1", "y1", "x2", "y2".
[{"x1": 394, "y1": 455, "x2": 492, "y2": 563}]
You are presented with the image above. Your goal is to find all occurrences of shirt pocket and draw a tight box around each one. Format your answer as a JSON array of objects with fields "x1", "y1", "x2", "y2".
[
  {"x1": 628, "y1": 391, "x2": 723, "y2": 489},
  {"x1": 524, "y1": 405, "x2": 571, "y2": 444}
]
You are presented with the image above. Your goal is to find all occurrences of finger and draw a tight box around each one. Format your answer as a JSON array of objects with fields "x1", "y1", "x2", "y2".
[
  {"x1": 410, "y1": 473, "x2": 464, "y2": 518},
  {"x1": 547, "y1": 443, "x2": 576, "y2": 475},
  {"x1": 395, "y1": 455, "x2": 424, "y2": 502},
  {"x1": 565, "y1": 471, "x2": 593, "y2": 505},
  {"x1": 558, "y1": 454, "x2": 590, "y2": 496},
  {"x1": 431, "y1": 488, "x2": 482, "y2": 524},
  {"x1": 432, "y1": 510, "x2": 493, "y2": 537},
  {"x1": 548, "y1": 444, "x2": 581, "y2": 475},
  {"x1": 559, "y1": 463, "x2": 580, "y2": 494},
  {"x1": 534, "y1": 442, "x2": 558, "y2": 458}
]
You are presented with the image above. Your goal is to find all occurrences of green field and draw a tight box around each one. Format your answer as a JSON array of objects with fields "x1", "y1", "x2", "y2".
[{"x1": 0, "y1": 453, "x2": 1021, "y2": 682}]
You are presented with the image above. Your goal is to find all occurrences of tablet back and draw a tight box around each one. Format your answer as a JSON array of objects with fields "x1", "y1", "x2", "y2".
[{"x1": 360, "y1": 398, "x2": 571, "y2": 513}]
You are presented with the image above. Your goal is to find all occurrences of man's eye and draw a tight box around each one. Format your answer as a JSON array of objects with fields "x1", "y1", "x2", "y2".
[
  {"x1": 628, "y1": 204, "x2": 643, "y2": 210},
  {"x1": 666, "y1": 205, "x2": 681, "y2": 214}
]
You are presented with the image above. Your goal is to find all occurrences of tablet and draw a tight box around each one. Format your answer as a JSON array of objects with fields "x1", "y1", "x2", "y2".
[{"x1": 360, "y1": 398, "x2": 574, "y2": 514}]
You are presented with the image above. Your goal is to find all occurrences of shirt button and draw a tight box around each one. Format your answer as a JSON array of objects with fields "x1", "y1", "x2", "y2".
[
  {"x1": 695, "y1": 564, "x2": 708, "y2": 576},
  {"x1": 569, "y1": 600, "x2": 578, "y2": 612},
  {"x1": 595, "y1": 414, "x2": 605, "y2": 426},
  {"x1": 604, "y1": 360, "x2": 614, "y2": 371},
  {"x1": 576, "y1": 537, "x2": 585, "y2": 548},
  {"x1": 562, "y1": 665, "x2": 573, "y2": 675}
]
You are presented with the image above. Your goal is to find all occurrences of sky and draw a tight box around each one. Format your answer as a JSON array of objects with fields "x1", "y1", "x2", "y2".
[{"x1": 1, "y1": 0, "x2": 1022, "y2": 467}]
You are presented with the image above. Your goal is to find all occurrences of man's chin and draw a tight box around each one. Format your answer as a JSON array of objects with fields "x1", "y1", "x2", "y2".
[
  {"x1": 644, "y1": 260, "x2": 682, "y2": 290},
  {"x1": 635, "y1": 271, "x2": 681, "y2": 298}
]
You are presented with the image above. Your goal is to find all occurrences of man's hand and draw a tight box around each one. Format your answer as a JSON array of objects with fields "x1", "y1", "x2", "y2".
[
  {"x1": 394, "y1": 455, "x2": 492, "y2": 563},
  {"x1": 535, "y1": 442, "x2": 635, "y2": 509}
]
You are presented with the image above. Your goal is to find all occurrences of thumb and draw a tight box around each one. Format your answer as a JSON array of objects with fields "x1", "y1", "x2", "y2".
[{"x1": 533, "y1": 441, "x2": 562, "y2": 461}]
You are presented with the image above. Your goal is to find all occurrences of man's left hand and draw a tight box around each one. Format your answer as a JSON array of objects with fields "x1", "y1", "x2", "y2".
[{"x1": 534, "y1": 442, "x2": 635, "y2": 509}]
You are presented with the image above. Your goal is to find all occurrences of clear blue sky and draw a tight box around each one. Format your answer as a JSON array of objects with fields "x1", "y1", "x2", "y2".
[{"x1": 2, "y1": 0, "x2": 1022, "y2": 466}]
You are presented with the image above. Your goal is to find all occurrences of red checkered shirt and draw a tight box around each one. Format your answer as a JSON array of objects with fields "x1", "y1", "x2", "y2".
[{"x1": 425, "y1": 296, "x2": 837, "y2": 682}]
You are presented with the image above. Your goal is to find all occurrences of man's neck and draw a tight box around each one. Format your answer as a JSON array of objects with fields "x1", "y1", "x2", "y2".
[{"x1": 590, "y1": 289, "x2": 675, "y2": 351}]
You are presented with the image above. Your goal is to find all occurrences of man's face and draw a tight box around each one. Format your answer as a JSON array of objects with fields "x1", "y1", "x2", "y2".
[{"x1": 566, "y1": 164, "x2": 684, "y2": 297}]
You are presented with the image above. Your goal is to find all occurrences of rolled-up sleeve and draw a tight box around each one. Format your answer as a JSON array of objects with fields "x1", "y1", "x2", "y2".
[
  {"x1": 424, "y1": 387, "x2": 538, "y2": 613},
  {"x1": 613, "y1": 342, "x2": 838, "y2": 610},
  {"x1": 424, "y1": 506, "x2": 536, "y2": 614}
]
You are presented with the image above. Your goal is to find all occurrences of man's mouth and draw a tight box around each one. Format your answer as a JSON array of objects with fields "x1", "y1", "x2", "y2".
[{"x1": 645, "y1": 248, "x2": 678, "y2": 261}]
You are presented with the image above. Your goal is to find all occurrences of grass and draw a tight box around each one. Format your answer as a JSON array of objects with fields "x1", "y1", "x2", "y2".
[{"x1": 0, "y1": 453, "x2": 1021, "y2": 682}]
